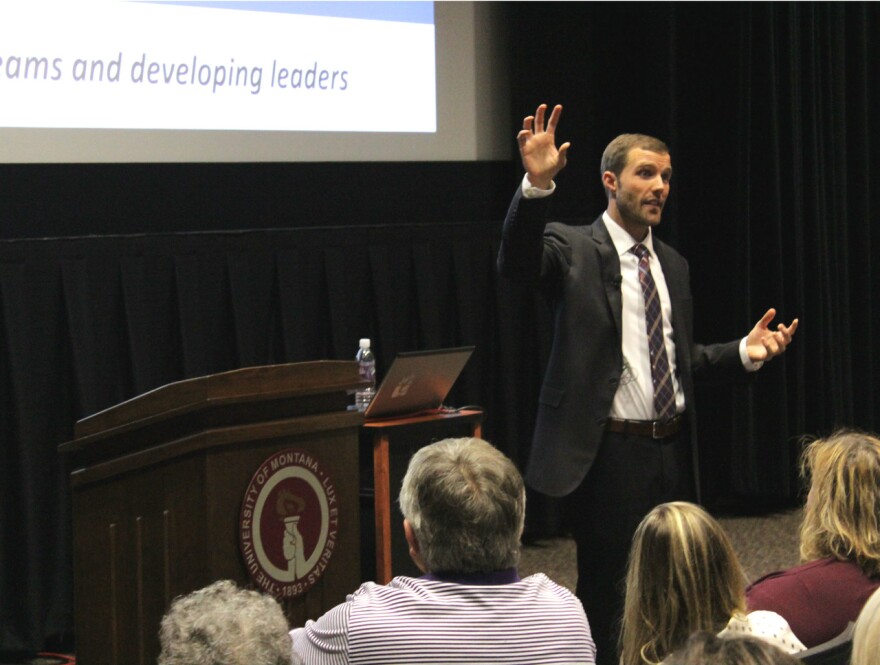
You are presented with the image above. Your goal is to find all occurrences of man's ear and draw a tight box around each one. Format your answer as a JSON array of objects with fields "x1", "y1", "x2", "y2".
[
  {"x1": 602, "y1": 171, "x2": 617, "y2": 197},
  {"x1": 403, "y1": 519, "x2": 427, "y2": 573}
]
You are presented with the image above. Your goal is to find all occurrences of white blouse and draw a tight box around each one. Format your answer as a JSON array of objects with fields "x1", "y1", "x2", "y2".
[{"x1": 719, "y1": 610, "x2": 807, "y2": 653}]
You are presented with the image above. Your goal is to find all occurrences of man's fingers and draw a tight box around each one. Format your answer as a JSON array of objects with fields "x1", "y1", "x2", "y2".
[
  {"x1": 776, "y1": 322, "x2": 796, "y2": 345},
  {"x1": 773, "y1": 319, "x2": 798, "y2": 344},
  {"x1": 534, "y1": 104, "x2": 547, "y2": 132},
  {"x1": 557, "y1": 142, "x2": 571, "y2": 168},
  {"x1": 763, "y1": 337, "x2": 780, "y2": 356},
  {"x1": 757, "y1": 307, "x2": 777, "y2": 328},
  {"x1": 546, "y1": 104, "x2": 564, "y2": 134},
  {"x1": 523, "y1": 103, "x2": 563, "y2": 136}
]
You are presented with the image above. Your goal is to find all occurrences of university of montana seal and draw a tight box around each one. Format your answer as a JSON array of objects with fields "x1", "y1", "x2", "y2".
[{"x1": 239, "y1": 449, "x2": 338, "y2": 599}]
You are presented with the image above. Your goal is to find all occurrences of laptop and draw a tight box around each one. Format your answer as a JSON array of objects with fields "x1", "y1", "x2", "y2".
[{"x1": 363, "y1": 346, "x2": 475, "y2": 420}]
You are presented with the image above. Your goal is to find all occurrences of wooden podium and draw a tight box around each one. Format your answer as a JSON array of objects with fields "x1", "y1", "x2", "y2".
[{"x1": 59, "y1": 361, "x2": 365, "y2": 665}]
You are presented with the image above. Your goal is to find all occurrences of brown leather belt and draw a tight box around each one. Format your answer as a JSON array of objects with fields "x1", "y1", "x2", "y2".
[{"x1": 605, "y1": 414, "x2": 682, "y2": 440}]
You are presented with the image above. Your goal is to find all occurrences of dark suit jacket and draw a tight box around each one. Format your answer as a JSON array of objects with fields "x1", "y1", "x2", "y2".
[{"x1": 498, "y1": 189, "x2": 745, "y2": 498}]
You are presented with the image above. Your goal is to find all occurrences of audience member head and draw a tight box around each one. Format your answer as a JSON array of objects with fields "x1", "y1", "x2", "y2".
[
  {"x1": 158, "y1": 579, "x2": 291, "y2": 665},
  {"x1": 620, "y1": 501, "x2": 748, "y2": 665},
  {"x1": 398, "y1": 437, "x2": 525, "y2": 575},
  {"x1": 665, "y1": 631, "x2": 801, "y2": 665},
  {"x1": 799, "y1": 429, "x2": 880, "y2": 577},
  {"x1": 853, "y1": 586, "x2": 880, "y2": 665}
]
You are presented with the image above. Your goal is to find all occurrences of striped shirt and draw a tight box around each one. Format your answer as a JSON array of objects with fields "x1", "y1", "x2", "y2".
[{"x1": 290, "y1": 572, "x2": 596, "y2": 664}]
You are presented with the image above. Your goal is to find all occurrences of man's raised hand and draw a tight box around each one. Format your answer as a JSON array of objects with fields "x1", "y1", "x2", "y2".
[{"x1": 517, "y1": 103, "x2": 571, "y2": 190}]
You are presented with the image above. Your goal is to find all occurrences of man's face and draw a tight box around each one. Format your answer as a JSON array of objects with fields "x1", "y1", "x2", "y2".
[{"x1": 606, "y1": 147, "x2": 673, "y2": 235}]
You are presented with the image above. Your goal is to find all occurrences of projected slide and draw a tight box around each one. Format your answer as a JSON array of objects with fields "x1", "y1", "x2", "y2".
[{"x1": 0, "y1": 1, "x2": 436, "y2": 132}]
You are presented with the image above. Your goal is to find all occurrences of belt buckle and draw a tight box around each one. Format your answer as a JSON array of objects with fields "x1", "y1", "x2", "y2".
[{"x1": 652, "y1": 420, "x2": 662, "y2": 439}]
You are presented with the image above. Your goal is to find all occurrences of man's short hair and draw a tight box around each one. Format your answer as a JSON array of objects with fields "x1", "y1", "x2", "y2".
[
  {"x1": 158, "y1": 579, "x2": 291, "y2": 665},
  {"x1": 600, "y1": 133, "x2": 670, "y2": 197},
  {"x1": 398, "y1": 437, "x2": 525, "y2": 574}
]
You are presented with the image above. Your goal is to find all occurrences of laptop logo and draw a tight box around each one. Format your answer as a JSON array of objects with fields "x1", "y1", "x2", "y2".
[{"x1": 391, "y1": 374, "x2": 416, "y2": 398}]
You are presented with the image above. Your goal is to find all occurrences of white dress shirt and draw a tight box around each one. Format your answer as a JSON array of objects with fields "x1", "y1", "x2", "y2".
[{"x1": 602, "y1": 211, "x2": 684, "y2": 420}]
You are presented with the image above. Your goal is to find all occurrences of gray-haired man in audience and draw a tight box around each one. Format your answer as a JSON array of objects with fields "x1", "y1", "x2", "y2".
[
  {"x1": 159, "y1": 579, "x2": 292, "y2": 665},
  {"x1": 291, "y1": 436, "x2": 596, "y2": 664}
]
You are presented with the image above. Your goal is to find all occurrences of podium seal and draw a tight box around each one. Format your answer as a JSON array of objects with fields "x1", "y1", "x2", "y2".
[{"x1": 239, "y1": 448, "x2": 338, "y2": 599}]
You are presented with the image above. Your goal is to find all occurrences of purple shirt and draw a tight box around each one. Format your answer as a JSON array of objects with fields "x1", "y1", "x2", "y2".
[{"x1": 746, "y1": 557, "x2": 880, "y2": 647}]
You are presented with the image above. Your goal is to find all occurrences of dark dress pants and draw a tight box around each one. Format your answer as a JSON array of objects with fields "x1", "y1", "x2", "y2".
[{"x1": 566, "y1": 426, "x2": 696, "y2": 665}]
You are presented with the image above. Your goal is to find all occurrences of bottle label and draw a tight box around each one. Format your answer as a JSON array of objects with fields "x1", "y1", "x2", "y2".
[
  {"x1": 358, "y1": 360, "x2": 376, "y2": 383},
  {"x1": 355, "y1": 389, "x2": 375, "y2": 411}
]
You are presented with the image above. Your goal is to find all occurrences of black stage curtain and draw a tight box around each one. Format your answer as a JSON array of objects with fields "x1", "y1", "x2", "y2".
[
  {"x1": 508, "y1": 1, "x2": 879, "y2": 511},
  {"x1": 0, "y1": 223, "x2": 544, "y2": 651},
  {"x1": 2, "y1": 0, "x2": 879, "y2": 653}
]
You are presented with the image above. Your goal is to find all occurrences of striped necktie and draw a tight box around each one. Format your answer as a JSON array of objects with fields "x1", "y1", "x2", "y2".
[{"x1": 632, "y1": 243, "x2": 676, "y2": 422}]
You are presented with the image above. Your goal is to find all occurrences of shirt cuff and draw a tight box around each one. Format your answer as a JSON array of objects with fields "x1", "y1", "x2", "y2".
[
  {"x1": 521, "y1": 173, "x2": 555, "y2": 199},
  {"x1": 740, "y1": 337, "x2": 763, "y2": 372}
]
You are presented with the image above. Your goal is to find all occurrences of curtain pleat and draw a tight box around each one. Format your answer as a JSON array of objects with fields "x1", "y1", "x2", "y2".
[
  {"x1": 1, "y1": 261, "x2": 75, "y2": 648},
  {"x1": 411, "y1": 243, "x2": 444, "y2": 350},
  {"x1": 120, "y1": 255, "x2": 181, "y2": 395},
  {"x1": 173, "y1": 254, "x2": 208, "y2": 378},
  {"x1": 276, "y1": 248, "x2": 330, "y2": 362},
  {"x1": 226, "y1": 251, "x2": 276, "y2": 368},
  {"x1": 368, "y1": 244, "x2": 417, "y2": 358}
]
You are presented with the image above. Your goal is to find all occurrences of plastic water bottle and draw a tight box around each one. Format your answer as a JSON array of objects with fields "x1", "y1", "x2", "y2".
[{"x1": 355, "y1": 338, "x2": 376, "y2": 411}]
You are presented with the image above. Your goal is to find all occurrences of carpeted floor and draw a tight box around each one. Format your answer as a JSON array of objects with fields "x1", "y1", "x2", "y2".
[{"x1": 519, "y1": 509, "x2": 803, "y2": 593}]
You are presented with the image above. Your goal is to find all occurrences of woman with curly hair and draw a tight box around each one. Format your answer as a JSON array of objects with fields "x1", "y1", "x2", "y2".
[
  {"x1": 158, "y1": 580, "x2": 291, "y2": 665},
  {"x1": 619, "y1": 502, "x2": 804, "y2": 665},
  {"x1": 747, "y1": 429, "x2": 880, "y2": 648},
  {"x1": 665, "y1": 631, "x2": 801, "y2": 665}
]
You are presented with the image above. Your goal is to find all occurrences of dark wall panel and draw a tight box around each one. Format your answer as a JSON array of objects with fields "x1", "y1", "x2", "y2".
[{"x1": 0, "y1": 161, "x2": 515, "y2": 240}]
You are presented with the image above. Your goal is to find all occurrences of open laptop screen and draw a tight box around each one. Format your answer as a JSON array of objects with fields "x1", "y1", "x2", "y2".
[{"x1": 363, "y1": 346, "x2": 474, "y2": 420}]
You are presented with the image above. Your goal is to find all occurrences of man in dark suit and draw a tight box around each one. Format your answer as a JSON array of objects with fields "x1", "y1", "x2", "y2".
[{"x1": 498, "y1": 104, "x2": 798, "y2": 665}]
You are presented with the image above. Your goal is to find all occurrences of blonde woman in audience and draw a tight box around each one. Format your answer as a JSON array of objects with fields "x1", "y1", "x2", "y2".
[
  {"x1": 619, "y1": 502, "x2": 804, "y2": 665},
  {"x1": 853, "y1": 586, "x2": 880, "y2": 665},
  {"x1": 747, "y1": 429, "x2": 880, "y2": 648},
  {"x1": 665, "y1": 631, "x2": 801, "y2": 665}
]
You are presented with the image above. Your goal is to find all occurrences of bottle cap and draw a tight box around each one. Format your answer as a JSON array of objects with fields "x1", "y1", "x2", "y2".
[{"x1": 359, "y1": 338, "x2": 371, "y2": 348}]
